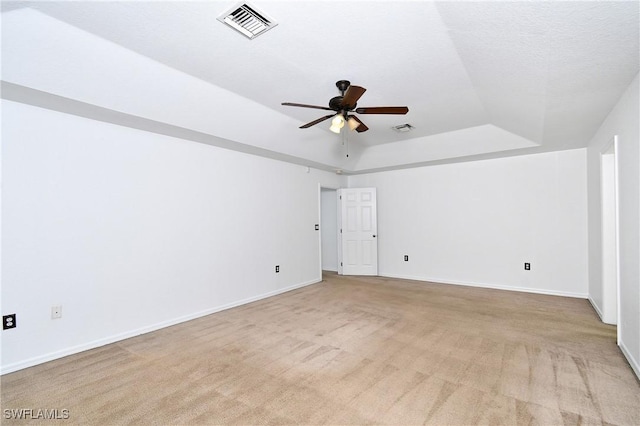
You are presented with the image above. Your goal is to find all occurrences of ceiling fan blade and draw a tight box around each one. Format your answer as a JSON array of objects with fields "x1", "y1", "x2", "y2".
[
  {"x1": 341, "y1": 85, "x2": 366, "y2": 109},
  {"x1": 282, "y1": 102, "x2": 334, "y2": 111},
  {"x1": 349, "y1": 115, "x2": 369, "y2": 132},
  {"x1": 355, "y1": 106, "x2": 409, "y2": 115},
  {"x1": 300, "y1": 114, "x2": 336, "y2": 128}
]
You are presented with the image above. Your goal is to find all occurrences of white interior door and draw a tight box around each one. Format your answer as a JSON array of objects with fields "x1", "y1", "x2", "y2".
[{"x1": 338, "y1": 188, "x2": 378, "y2": 276}]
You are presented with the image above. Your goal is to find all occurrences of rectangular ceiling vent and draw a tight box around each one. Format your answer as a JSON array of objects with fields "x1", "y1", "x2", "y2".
[
  {"x1": 217, "y1": 2, "x2": 277, "y2": 40},
  {"x1": 391, "y1": 124, "x2": 415, "y2": 133}
]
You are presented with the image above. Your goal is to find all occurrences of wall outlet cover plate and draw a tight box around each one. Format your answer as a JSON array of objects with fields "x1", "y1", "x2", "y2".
[{"x1": 3, "y1": 314, "x2": 17, "y2": 330}]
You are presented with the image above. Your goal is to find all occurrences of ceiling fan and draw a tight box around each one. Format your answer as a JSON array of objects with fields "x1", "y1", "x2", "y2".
[{"x1": 282, "y1": 80, "x2": 409, "y2": 133}]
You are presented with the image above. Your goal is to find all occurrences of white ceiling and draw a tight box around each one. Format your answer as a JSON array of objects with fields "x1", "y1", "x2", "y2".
[{"x1": 2, "y1": 1, "x2": 638, "y2": 173}]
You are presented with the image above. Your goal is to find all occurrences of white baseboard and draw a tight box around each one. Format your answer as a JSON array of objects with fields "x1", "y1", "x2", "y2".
[
  {"x1": 1, "y1": 278, "x2": 321, "y2": 375},
  {"x1": 380, "y1": 272, "x2": 588, "y2": 299},
  {"x1": 588, "y1": 296, "x2": 605, "y2": 320},
  {"x1": 619, "y1": 340, "x2": 640, "y2": 380}
]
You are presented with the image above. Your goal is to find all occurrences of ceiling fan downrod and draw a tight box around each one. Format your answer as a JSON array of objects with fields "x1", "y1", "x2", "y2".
[
  {"x1": 330, "y1": 80, "x2": 353, "y2": 113},
  {"x1": 336, "y1": 80, "x2": 350, "y2": 96}
]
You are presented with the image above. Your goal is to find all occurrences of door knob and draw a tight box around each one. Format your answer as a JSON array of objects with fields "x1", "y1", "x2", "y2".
[{"x1": 373, "y1": 235, "x2": 376, "y2": 238}]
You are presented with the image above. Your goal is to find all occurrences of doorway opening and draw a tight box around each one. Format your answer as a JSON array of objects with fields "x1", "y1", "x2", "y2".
[{"x1": 319, "y1": 187, "x2": 338, "y2": 273}]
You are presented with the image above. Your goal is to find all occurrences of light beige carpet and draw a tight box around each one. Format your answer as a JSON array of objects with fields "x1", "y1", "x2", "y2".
[{"x1": 2, "y1": 273, "x2": 639, "y2": 425}]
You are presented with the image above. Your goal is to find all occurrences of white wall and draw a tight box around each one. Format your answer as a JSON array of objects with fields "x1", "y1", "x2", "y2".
[
  {"x1": 587, "y1": 73, "x2": 640, "y2": 378},
  {"x1": 1, "y1": 100, "x2": 345, "y2": 373},
  {"x1": 320, "y1": 188, "x2": 338, "y2": 272},
  {"x1": 349, "y1": 149, "x2": 589, "y2": 298}
]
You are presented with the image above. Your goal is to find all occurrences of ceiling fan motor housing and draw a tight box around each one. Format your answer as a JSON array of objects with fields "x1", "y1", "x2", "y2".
[
  {"x1": 330, "y1": 96, "x2": 353, "y2": 111},
  {"x1": 331, "y1": 80, "x2": 354, "y2": 111}
]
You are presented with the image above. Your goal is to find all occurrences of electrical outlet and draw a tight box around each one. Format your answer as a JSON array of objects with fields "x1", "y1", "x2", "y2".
[
  {"x1": 3, "y1": 314, "x2": 16, "y2": 330},
  {"x1": 404, "y1": 255, "x2": 409, "y2": 262},
  {"x1": 275, "y1": 265, "x2": 280, "y2": 273},
  {"x1": 524, "y1": 262, "x2": 531, "y2": 270},
  {"x1": 51, "y1": 305, "x2": 62, "y2": 319}
]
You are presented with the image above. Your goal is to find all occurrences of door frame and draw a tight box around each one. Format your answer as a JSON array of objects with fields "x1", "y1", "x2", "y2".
[
  {"x1": 318, "y1": 184, "x2": 339, "y2": 278},
  {"x1": 599, "y1": 135, "x2": 620, "y2": 338}
]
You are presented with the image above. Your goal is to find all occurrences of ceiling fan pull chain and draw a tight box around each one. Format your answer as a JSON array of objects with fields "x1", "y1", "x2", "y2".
[{"x1": 345, "y1": 131, "x2": 349, "y2": 158}]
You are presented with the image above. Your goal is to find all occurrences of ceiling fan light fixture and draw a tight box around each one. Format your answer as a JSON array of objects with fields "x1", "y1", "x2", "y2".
[
  {"x1": 347, "y1": 116, "x2": 360, "y2": 131},
  {"x1": 330, "y1": 115, "x2": 345, "y2": 133},
  {"x1": 331, "y1": 115, "x2": 345, "y2": 128}
]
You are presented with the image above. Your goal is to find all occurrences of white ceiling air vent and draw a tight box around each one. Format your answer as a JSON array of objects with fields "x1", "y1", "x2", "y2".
[
  {"x1": 391, "y1": 124, "x2": 415, "y2": 133},
  {"x1": 217, "y1": 2, "x2": 277, "y2": 39}
]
